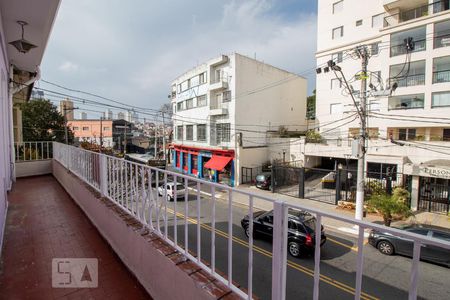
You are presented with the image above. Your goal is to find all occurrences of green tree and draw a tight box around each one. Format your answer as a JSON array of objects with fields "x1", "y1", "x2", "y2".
[
  {"x1": 306, "y1": 89, "x2": 316, "y2": 120},
  {"x1": 20, "y1": 99, "x2": 73, "y2": 143},
  {"x1": 368, "y1": 187, "x2": 412, "y2": 227}
]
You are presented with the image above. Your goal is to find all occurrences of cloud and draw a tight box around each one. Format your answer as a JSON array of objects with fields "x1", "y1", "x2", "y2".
[
  {"x1": 58, "y1": 61, "x2": 79, "y2": 72},
  {"x1": 41, "y1": 0, "x2": 317, "y2": 117}
]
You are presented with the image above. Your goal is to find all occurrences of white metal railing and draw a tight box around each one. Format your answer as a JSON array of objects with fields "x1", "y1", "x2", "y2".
[
  {"x1": 52, "y1": 142, "x2": 450, "y2": 300},
  {"x1": 14, "y1": 141, "x2": 53, "y2": 161}
]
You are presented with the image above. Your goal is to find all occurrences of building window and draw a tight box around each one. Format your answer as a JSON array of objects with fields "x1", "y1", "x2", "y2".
[
  {"x1": 186, "y1": 125, "x2": 193, "y2": 141},
  {"x1": 372, "y1": 13, "x2": 384, "y2": 29},
  {"x1": 197, "y1": 95, "x2": 207, "y2": 107},
  {"x1": 389, "y1": 60, "x2": 425, "y2": 87},
  {"x1": 216, "y1": 123, "x2": 231, "y2": 143},
  {"x1": 330, "y1": 103, "x2": 343, "y2": 115},
  {"x1": 433, "y1": 56, "x2": 450, "y2": 83},
  {"x1": 332, "y1": 1, "x2": 343, "y2": 14},
  {"x1": 398, "y1": 128, "x2": 416, "y2": 141},
  {"x1": 103, "y1": 127, "x2": 111, "y2": 131},
  {"x1": 177, "y1": 101, "x2": 184, "y2": 111},
  {"x1": 432, "y1": 91, "x2": 450, "y2": 107},
  {"x1": 388, "y1": 93, "x2": 424, "y2": 110},
  {"x1": 444, "y1": 129, "x2": 450, "y2": 141},
  {"x1": 332, "y1": 26, "x2": 344, "y2": 39},
  {"x1": 331, "y1": 78, "x2": 342, "y2": 89},
  {"x1": 434, "y1": 20, "x2": 450, "y2": 49},
  {"x1": 197, "y1": 124, "x2": 206, "y2": 141},
  {"x1": 390, "y1": 26, "x2": 426, "y2": 57},
  {"x1": 186, "y1": 98, "x2": 194, "y2": 109},
  {"x1": 371, "y1": 42, "x2": 380, "y2": 55},
  {"x1": 332, "y1": 52, "x2": 343, "y2": 63},
  {"x1": 180, "y1": 80, "x2": 189, "y2": 92},
  {"x1": 223, "y1": 91, "x2": 231, "y2": 102},
  {"x1": 177, "y1": 125, "x2": 183, "y2": 141},
  {"x1": 73, "y1": 126, "x2": 79, "y2": 131},
  {"x1": 199, "y1": 72, "x2": 207, "y2": 84},
  {"x1": 173, "y1": 103, "x2": 176, "y2": 113},
  {"x1": 82, "y1": 126, "x2": 89, "y2": 131},
  {"x1": 356, "y1": 20, "x2": 363, "y2": 26}
]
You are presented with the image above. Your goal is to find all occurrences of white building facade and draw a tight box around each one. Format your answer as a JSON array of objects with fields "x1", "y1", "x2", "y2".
[
  {"x1": 313, "y1": 0, "x2": 450, "y2": 213},
  {"x1": 171, "y1": 53, "x2": 307, "y2": 186}
]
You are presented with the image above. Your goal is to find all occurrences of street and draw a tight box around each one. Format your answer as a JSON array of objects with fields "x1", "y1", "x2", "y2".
[{"x1": 138, "y1": 185, "x2": 450, "y2": 300}]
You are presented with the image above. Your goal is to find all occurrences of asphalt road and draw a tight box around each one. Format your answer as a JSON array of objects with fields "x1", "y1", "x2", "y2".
[{"x1": 122, "y1": 180, "x2": 450, "y2": 300}]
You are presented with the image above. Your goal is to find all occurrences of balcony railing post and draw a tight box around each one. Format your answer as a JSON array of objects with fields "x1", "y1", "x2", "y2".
[
  {"x1": 100, "y1": 154, "x2": 108, "y2": 197},
  {"x1": 271, "y1": 200, "x2": 287, "y2": 300}
]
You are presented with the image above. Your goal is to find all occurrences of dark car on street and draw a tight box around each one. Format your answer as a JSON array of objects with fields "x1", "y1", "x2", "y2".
[
  {"x1": 368, "y1": 225, "x2": 450, "y2": 267},
  {"x1": 241, "y1": 209, "x2": 326, "y2": 257},
  {"x1": 255, "y1": 172, "x2": 272, "y2": 190}
]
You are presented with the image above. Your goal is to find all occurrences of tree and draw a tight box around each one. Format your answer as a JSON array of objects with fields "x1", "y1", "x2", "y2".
[
  {"x1": 368, "y1": 187, "x2": 412, "y2": 226},
  {"x1": 20, "y1": 99, "x2": 73, "y2": 143},
  {"x1": 306, "y1": 89, "x2": 316, "y2": 120}
]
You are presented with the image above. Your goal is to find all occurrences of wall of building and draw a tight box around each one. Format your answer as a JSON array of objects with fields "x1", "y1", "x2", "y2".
[
  {"x1": 267, "y1": 137, "x2": 304, "y2": 164},
  {"x1": 15, "y1": 160, "x2": 52, "y2": 177},
  {"x1": 0, "y1": 10, "x2": 11, "y2": 254},
  {"x1": 234, "y1": 54, "x2": 307, "y2": 148},
  {"x1": 68, "y1": 120, "x2": 114, "y2": 146}
]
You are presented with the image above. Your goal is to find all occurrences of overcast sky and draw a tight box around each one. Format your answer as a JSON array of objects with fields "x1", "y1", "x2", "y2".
[{"x1": 40, "y1": 0, "x2": 318, "y2": 119}]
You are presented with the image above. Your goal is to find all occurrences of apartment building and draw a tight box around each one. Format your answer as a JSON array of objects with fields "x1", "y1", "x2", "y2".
[
  {"x1": 313, "y1": 0, "x2": 450, "y2": 213},
  {"x1": 170, "y1": 53, "x2": 307, "y2": 186}
]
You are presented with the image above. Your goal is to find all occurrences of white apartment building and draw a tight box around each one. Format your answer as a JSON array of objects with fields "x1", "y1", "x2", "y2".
[
  {"x1": 170, "y1": 53, "x2": 307, "y2": 186},
  {"x1": 313, "y1": 0, "x2": 450, "y2": 213}
]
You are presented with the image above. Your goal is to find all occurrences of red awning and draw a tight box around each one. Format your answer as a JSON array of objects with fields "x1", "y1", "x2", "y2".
[{"x1": 204, "y1": 155, "x2": 233, "y2": 171}]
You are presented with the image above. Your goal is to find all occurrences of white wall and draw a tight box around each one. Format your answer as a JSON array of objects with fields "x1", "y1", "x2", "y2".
[
  {"x1": 0, "y1": 11, "x2": 11, "y2": 254},
  {"x1": 316, "y1": 0, "x2": 450, "y2": 161},
  {"x1": 268, "y1": 137, "x2": 304, "y2": 164}
]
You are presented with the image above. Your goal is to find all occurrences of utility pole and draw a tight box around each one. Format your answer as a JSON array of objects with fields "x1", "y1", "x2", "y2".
[
  {"x1": 162, "y1": 111, "x2": 166, "y2": 160},
  {"x1": 63, "y1": 104, "x2": 68, "y2": 145},
  {"x1": 154, "y1": 124, "x2": 158, "y2": 159},
  {"x1": 355, "y1": 45, "x2": 369, "y2": 221},
  {"x1": 99, "y1": 116, "x2": 103, "y2": 153}
]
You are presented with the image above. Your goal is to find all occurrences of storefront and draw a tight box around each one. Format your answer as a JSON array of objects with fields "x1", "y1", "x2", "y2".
[
  {"x1": 404, "y1": 161, "x2": 450, "y2": 214},
  {"x1": 172, "y1": 145, "x2": 235, "y2": 186}
]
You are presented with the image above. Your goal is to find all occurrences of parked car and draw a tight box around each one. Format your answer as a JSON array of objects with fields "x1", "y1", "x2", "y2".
[
  {"x1": 368, "y1": 225, "x2": 450, "y2": 267},
  {"x1": 255, "y1": 172, "x2": 272, "y2": 190},
  {"x1": 241, "y1": 209, "x2": 326, "y2": 257},
  {"x1": 157, "y1": 182, "x2": 187, "y2": 201}
]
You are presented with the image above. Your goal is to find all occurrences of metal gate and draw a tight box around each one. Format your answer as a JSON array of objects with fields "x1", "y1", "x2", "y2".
[
  {"x1": 419, "y1": 178, "x2": 450, "y2": 214},
  {"x1": 304, "y1": 168, "x2": 336, "y2": 204}
]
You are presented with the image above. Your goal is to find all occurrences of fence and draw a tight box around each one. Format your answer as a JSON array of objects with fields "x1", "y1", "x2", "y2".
[
  {"x1": 14, "y1": 141, "x2": 53, "y2": 161},
  {"x1": 52, "y1": 142, "x2": 450, "y2": 300},
  {"x1": 241, "y1": 165, "x2": 270, "y2": 184}
]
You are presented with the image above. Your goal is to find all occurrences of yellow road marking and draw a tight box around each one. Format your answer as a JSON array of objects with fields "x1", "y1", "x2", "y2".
[{"x1": 163, "y1": 208, "x2": 379, "y2": 300}]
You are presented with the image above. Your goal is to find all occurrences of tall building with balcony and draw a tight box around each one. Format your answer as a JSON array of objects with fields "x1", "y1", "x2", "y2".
[
  {"x1": 171, "y1": 53, "x2": 307, "y2": 186},
  {"x1": 313, "y1": 0, "x2": 450, "y2": 213}
]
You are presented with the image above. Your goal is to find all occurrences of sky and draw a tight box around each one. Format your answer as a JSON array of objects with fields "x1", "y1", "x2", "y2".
[{"x1": 40, "y1": 0, "x2": 318, "y2": 119}]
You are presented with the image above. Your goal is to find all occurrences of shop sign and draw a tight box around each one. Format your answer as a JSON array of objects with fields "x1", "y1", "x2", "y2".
[{"x1": 407, "y1": 164, "x2": 450, "y2": 179}]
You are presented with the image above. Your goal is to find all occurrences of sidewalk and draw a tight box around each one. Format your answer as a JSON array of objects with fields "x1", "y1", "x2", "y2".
[
  {"x1": 203, "y1": 184, "x2": 450, "y2": 235},
  {"x1": 0, "y1": 176, "x2": 150, "y2": 299}
]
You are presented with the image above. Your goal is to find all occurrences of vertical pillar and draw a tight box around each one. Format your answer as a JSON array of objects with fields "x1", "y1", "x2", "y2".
[
  {"x1": 100, "y1": 154, "x2": 108, "y2": 197},
  {"x1": 230, "y1": 159, "x2": 235, "y2": 187},
  {"x1": 335, "y1": 169, "x2": 341, "y2": 205},
  {"x1": 410, "y1": 175, "x2": 420, "y2": 211},
  {"x1": 299, "y1": 167, "x2": 305, "y2": 198},
  {"x1": 198, "y1": 155, "x2": 203, "y2": 178},
  {"x1": 172, "y1": 150, "x2": 177, "y2": 168},
  {"x1": 180, "y1": 152, "x2": 184, "y2": 172},
  {"x1": 188, "y1": 153, "x2": 192, "y2": 174}
]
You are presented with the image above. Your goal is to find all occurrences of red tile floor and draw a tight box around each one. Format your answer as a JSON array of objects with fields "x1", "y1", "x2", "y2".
[{"x1": 0, "y1": 175, "x2": 151, "y2": 299}]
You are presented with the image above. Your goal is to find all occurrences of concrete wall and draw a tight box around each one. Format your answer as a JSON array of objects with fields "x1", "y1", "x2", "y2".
[
  {"x1": 52, "y1": 160, "x2": 233, "y2": 300},
  {"x1": 268, "y1": 137, "x2": 304, "y2": 164},
  {"x1": 15, "y1": 160, "x2": 52, "y2": 178}
]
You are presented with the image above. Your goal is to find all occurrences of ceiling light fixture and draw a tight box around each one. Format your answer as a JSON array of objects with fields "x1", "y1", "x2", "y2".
[{"x1": 9, "y1": 21, "x2": 37, "y2": 53}]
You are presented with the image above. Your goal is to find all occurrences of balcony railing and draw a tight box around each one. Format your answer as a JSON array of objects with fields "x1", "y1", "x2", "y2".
[
  {"x1": 384, "y1": 0, "x2": 450, "y2": 28},
  {"x1": 52, "y1": 142, "x2": 450, "y2": 300},
  {"x1": 14, "y1": 141, "x2": 53, "y2": 161},
  {"x1": 390, "y1": 73, "x2": 426, "y2": 87},
  {"x1": 433, "y1": 69, "x2": 450, "y2": 83}
]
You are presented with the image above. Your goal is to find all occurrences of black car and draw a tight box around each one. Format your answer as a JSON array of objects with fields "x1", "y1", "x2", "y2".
[
  {"x1": 368, "y1": 225, "x2": 450, "y2": 267},
  {"x1": 241, "y1": 209, "x2": 326, "y2": 257},
  {"x1": 255, "y1": 172, "x2": 271, "y2": 190}
]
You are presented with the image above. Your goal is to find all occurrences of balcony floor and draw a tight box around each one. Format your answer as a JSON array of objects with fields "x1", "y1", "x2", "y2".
[{"x1": 0, "y1": 175, "x2": 151, "y2": 299}]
